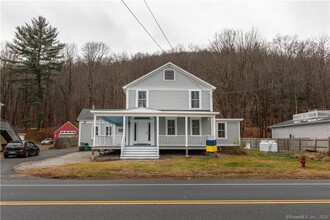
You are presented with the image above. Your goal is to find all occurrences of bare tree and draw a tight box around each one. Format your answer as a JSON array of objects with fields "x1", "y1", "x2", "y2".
[{"x1": 82, "y1": 42, "x2": 110, "y2": 108}]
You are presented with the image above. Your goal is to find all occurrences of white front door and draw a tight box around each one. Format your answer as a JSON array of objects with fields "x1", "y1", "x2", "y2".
[{"x1": 136, "y1": 120, "x2": 150, "y2": 144}]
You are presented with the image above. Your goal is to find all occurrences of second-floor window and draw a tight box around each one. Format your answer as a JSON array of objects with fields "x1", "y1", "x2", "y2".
[
  {"x1": 137, "y1": 90, "x2": 147, "y2": 107},
  {"x1": 190, "y1": 90, "x2": 201, "y2": 109}
]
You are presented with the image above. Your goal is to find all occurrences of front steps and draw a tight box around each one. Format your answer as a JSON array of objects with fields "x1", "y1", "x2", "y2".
[{"x1": 120, "y1": 146, "x2": 159, "y2": 159}]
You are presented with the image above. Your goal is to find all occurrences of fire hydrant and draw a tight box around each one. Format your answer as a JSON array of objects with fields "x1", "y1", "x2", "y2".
[{"x1": 300, "y1": 155, "x2": 306, "y2": 168}]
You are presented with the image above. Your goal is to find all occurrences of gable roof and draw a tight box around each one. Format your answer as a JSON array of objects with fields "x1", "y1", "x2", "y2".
[
  {"x1": 122, "y1": 62, "x2": 216, "y2": 91},
  {"x1": 53, "y1": 121, "x2": 79, "y2": 134},
  {"x1": 77, "y1": 109, "x2": 94, "y2": 121}
]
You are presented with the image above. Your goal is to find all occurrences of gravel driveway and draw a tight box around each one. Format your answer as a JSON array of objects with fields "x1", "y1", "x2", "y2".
[{"x1": 15, "y1": 151, "x2": 91, "y2": 172}]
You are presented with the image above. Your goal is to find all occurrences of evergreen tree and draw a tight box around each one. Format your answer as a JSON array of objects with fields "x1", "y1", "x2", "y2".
[{"x1": 6, "y1": 16, "x2": 65, "y2": 129}]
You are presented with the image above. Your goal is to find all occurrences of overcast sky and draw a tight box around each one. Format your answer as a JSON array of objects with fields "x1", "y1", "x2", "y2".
[{"x1": 1, "y1": 0, "x2": 329, "y2": 54}]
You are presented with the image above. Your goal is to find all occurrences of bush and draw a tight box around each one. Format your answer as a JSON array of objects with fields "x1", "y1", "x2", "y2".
[
  {"x1": 220, "y1": 146, "x2": 247, "y2": 155},
  {"x1": 54, "y1": 137, "x2": 78, "y2": 149}
]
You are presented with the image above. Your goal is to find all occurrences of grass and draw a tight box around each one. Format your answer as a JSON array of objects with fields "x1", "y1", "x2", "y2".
[{"x1": 18, "y1": 149, "x2": 330, "y2": 179}]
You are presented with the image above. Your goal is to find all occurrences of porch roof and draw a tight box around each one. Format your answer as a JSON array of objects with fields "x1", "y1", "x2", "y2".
[{"x1": 91, "y1": 107, "x2": 219, "y2": 117}]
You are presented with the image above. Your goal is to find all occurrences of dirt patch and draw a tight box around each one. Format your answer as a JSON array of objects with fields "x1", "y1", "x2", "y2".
[{"x1": 15, "y1": 152, "x2": 91, "y2": 172}]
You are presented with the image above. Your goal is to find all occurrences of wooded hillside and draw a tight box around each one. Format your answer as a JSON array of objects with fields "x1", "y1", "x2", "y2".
[{"x1": 1, "y1": 29, "x2": 329, "y2": 137}]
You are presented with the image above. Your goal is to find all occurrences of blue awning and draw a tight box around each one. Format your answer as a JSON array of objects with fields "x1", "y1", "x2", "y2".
[{"x1": 100, "y1": 116, "x2": 123, "y2": 126}]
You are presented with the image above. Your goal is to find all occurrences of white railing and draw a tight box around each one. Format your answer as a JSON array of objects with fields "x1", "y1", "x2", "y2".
[
  {"x1": 293, "y1": 110, "x2": 330, "y2": 122},
  {"x1": 159, "y1": 135, "x2": 185, "y2": 145},
  {"x1": 115, "y1": 135, "x2": 123, "y2": 145},
  {"x1": 159, "y1": 135, "x2": 209, "y2": 146},
  {"x1": 188, "y1": 135, "x2": 209, "y2": 145},
  {"x1": 95, "y1": 135, "x2": 122, "y2": 146}
]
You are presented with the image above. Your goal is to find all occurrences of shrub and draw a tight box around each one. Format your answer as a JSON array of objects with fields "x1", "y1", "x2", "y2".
[{"x1": 219, "y1": 146, "x2": 247, "y2": 155}]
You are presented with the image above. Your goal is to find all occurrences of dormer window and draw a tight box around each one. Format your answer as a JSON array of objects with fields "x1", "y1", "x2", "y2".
[{"x1": 164, "y1": 69, "x2": 175, "y2": 81}]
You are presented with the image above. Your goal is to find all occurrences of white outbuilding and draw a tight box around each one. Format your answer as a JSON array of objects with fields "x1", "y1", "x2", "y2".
[{"x1": 271, "y1": 110, "x2": 330, "y2": 139}]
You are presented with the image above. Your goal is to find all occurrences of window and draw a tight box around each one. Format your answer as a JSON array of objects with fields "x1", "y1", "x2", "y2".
[
  {"x1": 218, "y1": 123, "x2": 226, "y2": 138},
  {"x1": 106, "y1": 126, "x2": 111, "y2": 136},
  {"x1": 164, "y1": 69, "x2": 175, "y2": 81},
  {"x1": 60, "y1": 131, "x2": 76, "y2": 134},
  {"x1": 91, "y1": 126, "x2": 99, "y2": 138},
  {"x1": 166, "y1": 119, "x2": 176, "y2": 135},
  {"x1": 191, "y1": 119, "x2": 200, "y2": 135},
  {"x1": 137, "y1": 90, "x2": 147, "y2": 107},
  {"x1": 190, "y1": 90, "x2": 201, "y2": 109}
]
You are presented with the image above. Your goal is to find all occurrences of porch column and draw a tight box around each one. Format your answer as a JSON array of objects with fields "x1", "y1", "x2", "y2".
[
  {"x1": 93, "y1": 114, "x2": 96, "y2": 147},
  {"x1": 185, "y1": 116, "x2": 189, "y2": 157},
  {"x1": 112, "y1": 124, "x2": 116, "y2": 146},
  {"x1": 121, "y1": 116, "x2": 126, "y2": 154},
  {"x1": 211, "y1": 116, "x2": 216, "y2": 139},
  {"x1": 92, "y1": 114, "x2": 96, "y2": 160},
  {"x1": 156, "y1": 116, "x2": 159, "y2": 156}
]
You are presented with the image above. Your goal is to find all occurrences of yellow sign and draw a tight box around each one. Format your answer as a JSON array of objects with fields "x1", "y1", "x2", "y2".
[{"x1": 206, "y1": 145, "x2": 217, "y2": 153}]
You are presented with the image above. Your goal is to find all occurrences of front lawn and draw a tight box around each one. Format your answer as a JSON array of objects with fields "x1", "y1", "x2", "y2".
[{"x1": 17, "y1": 150, "x2": 330, "y2": 179}]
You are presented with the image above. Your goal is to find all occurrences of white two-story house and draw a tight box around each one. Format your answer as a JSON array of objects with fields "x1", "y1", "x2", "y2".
[{"x1": 77, "y1": 62, "x2": 242, "y2": 159}]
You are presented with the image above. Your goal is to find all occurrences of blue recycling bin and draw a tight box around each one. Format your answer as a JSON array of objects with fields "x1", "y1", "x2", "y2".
[{"x1": 206, "y1": 139, "x2": 216, "y2": 146}]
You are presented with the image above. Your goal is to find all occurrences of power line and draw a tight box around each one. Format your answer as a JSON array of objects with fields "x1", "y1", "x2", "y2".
[
  {"x1": 121, "y1": 0, "x2": 165, "y2": 53},
  {"x1": 143, "y1": 0, "x2": 174, "y2": 50}
]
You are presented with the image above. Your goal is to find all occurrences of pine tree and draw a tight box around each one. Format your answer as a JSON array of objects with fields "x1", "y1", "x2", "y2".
[{"x1": 6, "y1": 16, "x2": 65, "y2": 129}]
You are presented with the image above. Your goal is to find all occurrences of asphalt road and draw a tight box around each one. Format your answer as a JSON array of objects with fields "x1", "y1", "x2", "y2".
[
  {"x1": 1, "y1": 179, "x2": 329, "y2": 220},
  {"x1": 0, "y1": 149, "x2": 329, "y2": 220}
]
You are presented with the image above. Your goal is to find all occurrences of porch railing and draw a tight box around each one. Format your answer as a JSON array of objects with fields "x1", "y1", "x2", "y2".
[
  {"x1": 94, "y1": 135, "x2": 122, "y2": 146},
  {"x1": 159, "y1": 135, "x2": 209, "y2": 146}
]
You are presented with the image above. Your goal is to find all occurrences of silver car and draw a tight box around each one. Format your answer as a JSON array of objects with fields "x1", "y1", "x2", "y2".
[{"x1": 41, "y1": 138, "x2": 54, "y2": 145}]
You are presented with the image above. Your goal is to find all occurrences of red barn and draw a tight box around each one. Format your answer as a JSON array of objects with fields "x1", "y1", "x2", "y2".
[{"x1": 53, "y1": 121, "x2": 79, "y2": 140}]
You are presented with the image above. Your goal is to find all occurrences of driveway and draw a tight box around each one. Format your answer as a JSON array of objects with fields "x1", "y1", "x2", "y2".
[{"x1": 0, "y1": 147, "x2": 77, "y2": 178}]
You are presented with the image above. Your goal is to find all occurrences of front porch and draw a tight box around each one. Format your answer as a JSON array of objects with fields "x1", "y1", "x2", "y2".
[
  {"x1": 94, "y1": 135, "x2": 211, "y2": 149},
  {"x1": 91, "y1": 108, "x2": 218, "y2": 159}
]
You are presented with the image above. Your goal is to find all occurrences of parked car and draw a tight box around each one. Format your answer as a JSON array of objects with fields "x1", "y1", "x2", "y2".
[
  {"x1": 41, "y1": 138, "x2": 54, "y2": 145},
  {"x1": 3, "y1": 140, "x2": 40, "y2": 158}
]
